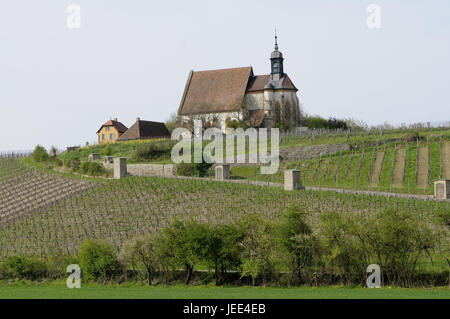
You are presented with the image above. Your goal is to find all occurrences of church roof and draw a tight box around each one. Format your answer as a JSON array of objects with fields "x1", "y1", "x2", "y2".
[
  {"x1": 178, "y1": 66, "x2": 253, "y2": 115},
  {"x1": 178, "y1": 67, "x2": 298, "y2": 116},
  {"x1": 246, "y1": 74, "x2": 298, "y2": 92},
  {"x1": 117, "y1": 119, "x2": 170, "y2": 141}
]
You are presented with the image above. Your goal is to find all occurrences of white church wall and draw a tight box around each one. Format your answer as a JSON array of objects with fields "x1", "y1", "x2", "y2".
[
  {"x1": 181, "y1": 111, "x2": 242, "y2": 135},
  {"x1": 243, "y1": 93, "x2": 265, "y2": 111}
]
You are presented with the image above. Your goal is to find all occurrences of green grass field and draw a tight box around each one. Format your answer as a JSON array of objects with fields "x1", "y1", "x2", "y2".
[{"x1": 0, "y1": 285, "x2": 449, "y2": 299}]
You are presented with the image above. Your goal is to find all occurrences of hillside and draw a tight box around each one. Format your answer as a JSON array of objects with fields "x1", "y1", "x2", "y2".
[
  {"x1": 0, "y1": 157, "x2": 93, "y2": 228},
  {"x1": 233, "y1": 130, "x2": 450, "y2": 195},
  {"x1": 0, "y1": 156, "x2": 449, "y2": 258}
]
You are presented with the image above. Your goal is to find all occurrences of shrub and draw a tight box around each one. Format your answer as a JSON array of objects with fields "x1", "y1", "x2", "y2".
[
  {"x1": 226, "y1": 118, "x2": 248, "y2": 130},
  {"x1": 52, "y1": 157, "x2": 63, "y2": 166},
  {"x1": 305, "y1": 116, "x2": 329, "y2": 129},
  {"x1": 0, "y1": 262, "x2": 10, "y2": 279},
  {"x1": 46, "y1": 254, "x2": 79, "y2": 279},
  {"x1": 119, "y1": 234, "x2": 161, "y2": 285},
  {"x1": 176, "y1": 162, "x2": 213, "y2": 177},
  {"x1": 165, "y1": 121, "x2": 176, "y2": 134},
  {"x1": 320, "y1": 209, "x2": 438, "y2": 287},
  {"x1": 66, "y1": 158, "x2": 80, "y2": 171},
  {"x1": 78, "y1": 240, "x2": 120, "y2": 281},
  {"x1": 103, "y1": 144, "x2": 112, "y2": 156},
  {"x1": 366, "y1": 209, "x2": 436, "y2": 287},
  {"x1": 79, "y1": 162, "x2": 104, "y2": 176},
  {"x1": 319, "y1": 212, "x2": 368, "y2": 284},
  {"x1": 134, "y1": 140, "x2": 175, "y2": 161},
  {"x1": 239, "y1": 215, "x2": 276, "y2": 286},
  {"x1": 277, "y1": 207, "x2": 321, "y2": 285},
  {"x1": 33, "y1": 145, "x2": 49, "y2": 162},
  {"x1": 404, "y1": 130, "x2": 424, "y2": 142},
  {"x1": 205, "y1": 224, "x2": 243, "y2": 285},
  {"x1": 327, "y1": 117, "x2": 348, "y2": 130},
  {"x1": 158, "y1": 220, "x2": 210, "y2": 284},
  {"x1": 5, "y1": 256, "x2": 47, "y2": 280}
]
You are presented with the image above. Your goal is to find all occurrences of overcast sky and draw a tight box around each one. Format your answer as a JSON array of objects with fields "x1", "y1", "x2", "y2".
[{"x1": 0, "y1": 0, "x2": 449, "y2": 151}]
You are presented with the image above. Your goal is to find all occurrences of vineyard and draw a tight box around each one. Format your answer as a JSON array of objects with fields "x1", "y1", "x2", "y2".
[
  {"x1": 232, "y1": 136, "x2": 450, "y2": 195},
  {"x1": 0, "y1": 156, "x2": 449, "y2": 261},
  {"x1": 0, "y1": 157, "x2": 93, "y2": 228}
]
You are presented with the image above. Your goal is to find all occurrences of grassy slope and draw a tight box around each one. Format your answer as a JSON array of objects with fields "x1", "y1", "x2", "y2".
[
  {"x1": 279, "y1": 128, "x2": 450, "y2": 148},
  {"x1": 0, "y1": 283, "x2": 448, "y2": 299}
]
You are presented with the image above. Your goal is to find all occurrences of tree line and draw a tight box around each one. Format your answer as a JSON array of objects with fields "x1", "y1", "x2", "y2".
[{"x1": 1, "y1": 207, "x2": 448, "y2": 287}]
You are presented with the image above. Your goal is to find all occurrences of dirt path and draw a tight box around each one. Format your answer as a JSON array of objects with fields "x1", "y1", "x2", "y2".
[
  {"x1": 392, "y1": 148, "x2": 406, "y2": 187},
  {"x1": 443, "y1": 142, "x2": 450, "y2": 179},
  {"x1": 417, "y1": 145, "x2": 429, "y2": 188},
  {"x1": 369, "y1": 151, "x2": 384, "y2": 187},
  {"x1": 170, "y1": 175, "x2": 443, "y2": 201}
]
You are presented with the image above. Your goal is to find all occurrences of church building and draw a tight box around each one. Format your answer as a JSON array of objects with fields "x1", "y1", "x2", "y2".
[{"x1": 177, "y1": 35, "x2": 300, "y2": 132}]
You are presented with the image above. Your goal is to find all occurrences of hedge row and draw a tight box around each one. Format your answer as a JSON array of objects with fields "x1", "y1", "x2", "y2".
[{"x1": 1, "y1": 208, "x2": 448, "y2": 287}]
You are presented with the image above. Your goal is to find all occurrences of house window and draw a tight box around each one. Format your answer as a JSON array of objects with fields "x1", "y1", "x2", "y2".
[
  {"x1": 106, "y1": 126, "x2": 110, "y2": 131},
  {"x1": 109, "y1": 133, "x2": 115, "y2": 140},
  {"x1": 101, "y1": 134, "x2": 105, "y2": 140}
]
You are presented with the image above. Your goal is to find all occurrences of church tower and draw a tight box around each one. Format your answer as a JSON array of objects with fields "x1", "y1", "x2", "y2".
[{"x1": 270, "y1": 32, "x2": 284, "y2": 82}]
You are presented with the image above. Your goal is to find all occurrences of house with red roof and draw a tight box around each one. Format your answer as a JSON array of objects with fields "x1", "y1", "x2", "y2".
[{"x1": 96, "y1": 118, "x2": 128, "y2": 144}]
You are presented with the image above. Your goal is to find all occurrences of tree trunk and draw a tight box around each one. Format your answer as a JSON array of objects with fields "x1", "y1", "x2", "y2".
[
  {"x1": 185, "y1": 264, "x2": 194, "y2": 285},
  {"x1": 215, "y1": 262, "x2": 219, "y2": 286},
  {"x1": 147, "y1": 269, "x2": 152, "y2": 286}
]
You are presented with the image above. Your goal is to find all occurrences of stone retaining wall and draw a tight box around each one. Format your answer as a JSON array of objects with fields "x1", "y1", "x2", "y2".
[{"x1": 103, "y1": 162, "x2": 176, "y2": 177}]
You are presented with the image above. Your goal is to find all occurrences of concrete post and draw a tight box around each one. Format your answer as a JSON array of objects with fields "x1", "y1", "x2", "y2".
[
  {"x1": 434, "y1": 180, "x2": 450, "y2": 199},
  {"x1": 104, "y1": 156, "x2": 113, "y2": 164},
  {"x1": 215, "y1": 165, "x2": 230, "y2": 180},
  {"x1": 114, "y1": 157, "x2": 127, "y2": 179},
  {"x1": 284, "y1": 169, "x2": 303, "y2": 191},
  {"x1": 163, "y1": 164, "x2": 177, "y2": 177},
  {"x1": 88, "y1": 154, "x2": 100, "y2": 162}
]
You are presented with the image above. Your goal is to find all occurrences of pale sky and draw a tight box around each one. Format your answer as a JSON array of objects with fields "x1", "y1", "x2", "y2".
[{"x1": 0, "y1": 0, "x2": 449, "y2": 151}]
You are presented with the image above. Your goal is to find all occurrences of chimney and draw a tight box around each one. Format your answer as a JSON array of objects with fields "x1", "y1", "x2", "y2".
[
  {"x1": 136, "y1": 117, "x2": 140, "y2": 122},
  {"x1": 114, "y1": 118, "x2": 118, "y2": 122}
]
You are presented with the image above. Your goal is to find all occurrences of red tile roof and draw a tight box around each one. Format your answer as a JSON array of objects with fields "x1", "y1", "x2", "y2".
[
  {"x1": 179, "y1": 67, "x2": 253, "y2": 115},
  {"x1": 96, "y1": 120, "x2": 128, "y2": 134},
  {"x1": 246, "y1": 74, "x2": 298, "y2": 92}
]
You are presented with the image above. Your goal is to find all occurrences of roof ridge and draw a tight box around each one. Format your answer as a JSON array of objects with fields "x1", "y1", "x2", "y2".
[{"x1": 193, "y1": 66, "x2": 252, "y2": 73}]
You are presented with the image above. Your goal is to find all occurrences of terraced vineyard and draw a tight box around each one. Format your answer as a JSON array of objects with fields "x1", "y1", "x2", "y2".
[
  {"x1": 0, "y1": 156, "x2": 449, "y2": 258},
  {"x1": 232, "y1": 137, "x2": 450, "y2": 195}
]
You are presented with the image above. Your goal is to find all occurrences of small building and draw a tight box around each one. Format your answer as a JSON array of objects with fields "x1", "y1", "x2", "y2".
[
  {"x1": 117, "y1": 118, "x2": 171, "y2": 141},
  {"x1": 96, "y1": 118, "x2": 128, "y2": 144}
]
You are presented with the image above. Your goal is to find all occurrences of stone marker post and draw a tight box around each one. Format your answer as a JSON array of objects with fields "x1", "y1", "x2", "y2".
[
  {"x1": 88, "y1": 154, "x2": 100, "y2": 162},
  {"x1": 284, "y1": 169, "x2": 303, "y2": 191},
  {"x1": 434, "y1": 180, "x2": 450, "y2": 200},
  {"x1": 215, "y1": 165, "x2": 230, "y2": 180},
  {"x1": 114, "y1": 157, "x2": 127, "y2": 179}
]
